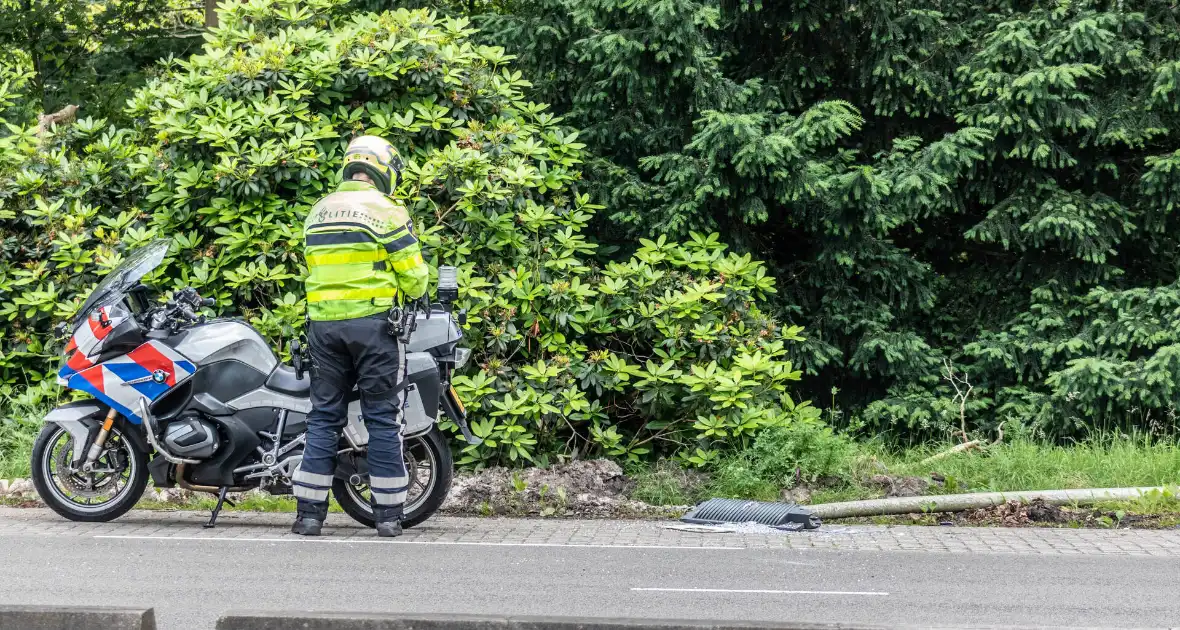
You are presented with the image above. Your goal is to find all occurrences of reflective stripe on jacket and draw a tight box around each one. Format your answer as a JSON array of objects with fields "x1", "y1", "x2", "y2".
[{"x1": 303, "y1": 180, "x2": 429, "y2": 321}]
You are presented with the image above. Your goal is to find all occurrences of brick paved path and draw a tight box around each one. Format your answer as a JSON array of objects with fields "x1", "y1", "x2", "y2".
[{"x1": 3, "y1": 507, "x2": 1178, "y2": 557}]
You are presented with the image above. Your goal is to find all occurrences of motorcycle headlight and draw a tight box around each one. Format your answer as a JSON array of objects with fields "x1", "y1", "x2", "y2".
[{"x1": 453, "y1": 347, "x2": 471, "y2": 369}]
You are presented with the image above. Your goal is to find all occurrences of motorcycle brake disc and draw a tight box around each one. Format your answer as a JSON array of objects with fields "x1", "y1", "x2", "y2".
[{"x1": 55, "y1": 437, "x2": 125, "y2": 498}]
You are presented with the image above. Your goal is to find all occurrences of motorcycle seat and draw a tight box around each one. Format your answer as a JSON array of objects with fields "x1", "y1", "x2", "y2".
[{"x1": 265, "y1": 364, "x2": 310, "y2": 397}]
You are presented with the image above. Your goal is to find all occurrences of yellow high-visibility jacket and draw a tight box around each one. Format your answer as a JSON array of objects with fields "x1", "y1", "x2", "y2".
[{"x1": 302, "y1": 180, "x2": 428, "y2": 321}]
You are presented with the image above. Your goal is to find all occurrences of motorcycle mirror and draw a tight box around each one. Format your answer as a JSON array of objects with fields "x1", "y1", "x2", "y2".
[{"x1": 126, "y1": 283, "x2": 154, "y2": 313}]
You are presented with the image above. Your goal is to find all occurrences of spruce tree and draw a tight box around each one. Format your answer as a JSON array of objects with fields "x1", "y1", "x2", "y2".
[{"x1": 475, "y1": 0, "x2": 1180, "y2": 438}]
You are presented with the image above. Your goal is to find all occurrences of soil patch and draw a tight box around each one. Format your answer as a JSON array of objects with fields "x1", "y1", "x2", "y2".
[
  {"x1": 869, "y1": 474, "x2": 930, "y2": 498},
  {"x1": 441, "y1": 459, "x2": 687, "y2": 518},
  {"x1": 962, "y1": 498, "x2": 1068, "y2": 526}
]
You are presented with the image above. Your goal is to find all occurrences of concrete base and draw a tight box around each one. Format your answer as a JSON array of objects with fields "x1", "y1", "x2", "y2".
[
  {"x1": 0, "y1": 605, "x2": 156, "y2": 630},
  {"x1": 216, "y1": 612, "x2": 891, "y2": 630}
]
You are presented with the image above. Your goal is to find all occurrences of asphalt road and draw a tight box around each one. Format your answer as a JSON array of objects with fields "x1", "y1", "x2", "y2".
[{"x1": 1, "y1": 509, "x2": 1178, "y2": 629}]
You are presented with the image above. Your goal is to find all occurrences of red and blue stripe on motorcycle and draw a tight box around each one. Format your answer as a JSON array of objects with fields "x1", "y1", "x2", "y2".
[{"x1": 57, "y1": 307, "x2": 196, "y2": 424}]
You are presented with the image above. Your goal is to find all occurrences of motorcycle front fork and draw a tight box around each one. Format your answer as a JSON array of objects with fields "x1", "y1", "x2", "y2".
[{"x1": 80, "y1": 408, "x2": 118, "y2": 472}]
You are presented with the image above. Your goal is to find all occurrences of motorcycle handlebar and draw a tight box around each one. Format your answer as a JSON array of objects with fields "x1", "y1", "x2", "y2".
[{"x1": 146, "y1": 288, "x2": 208, "y2": 331}]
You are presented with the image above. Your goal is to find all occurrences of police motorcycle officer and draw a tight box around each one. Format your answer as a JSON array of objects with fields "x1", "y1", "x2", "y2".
[{"x1": 290, "y1": 136, "x2": 429, "y2": 537}]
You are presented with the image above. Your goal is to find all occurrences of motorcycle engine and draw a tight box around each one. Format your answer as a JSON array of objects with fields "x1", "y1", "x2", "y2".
[{"x1": 163, "y1": 413, "x2": 219, "y2": 459}]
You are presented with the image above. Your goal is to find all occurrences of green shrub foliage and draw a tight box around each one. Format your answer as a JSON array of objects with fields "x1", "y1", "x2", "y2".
[
  {"x1": 0, "y1": 0, "x2": 205, "y2": 120},
  {"x1": 0, "y1": 0, "x2": 813, "y2": 466},
  {"x1": 0, "y1": 56, "x2": 146, "y2": 376},
  {"x1": 475, "y1": 0, "x2": 1180, "y2": 438}
]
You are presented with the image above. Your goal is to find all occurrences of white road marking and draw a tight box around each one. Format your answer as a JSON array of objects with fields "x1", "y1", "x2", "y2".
[
  {"x1": 93, "y1": 534, "x2": 742, "y2": 551},
  {"x1": 632, "y1": 588, "x2": 889, "y2": 596}
]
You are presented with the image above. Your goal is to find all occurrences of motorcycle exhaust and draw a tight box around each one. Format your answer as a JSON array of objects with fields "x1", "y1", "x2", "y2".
[{"x1": 175, "y1": 463, "x2": 250, "y2": 495}]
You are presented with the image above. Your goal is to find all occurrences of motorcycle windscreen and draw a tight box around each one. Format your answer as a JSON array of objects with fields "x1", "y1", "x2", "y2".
[
  {"x1": 62, "y1": 340, "x2": 196, "y2": 424},
  {"x1": 73, "y1": 239, "x2": 170, "y2": 328}
]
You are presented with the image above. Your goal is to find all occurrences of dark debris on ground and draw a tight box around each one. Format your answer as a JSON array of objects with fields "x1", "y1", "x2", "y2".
[{"x1": 441, "y1": 459, "x2": 687, "y2": 518}]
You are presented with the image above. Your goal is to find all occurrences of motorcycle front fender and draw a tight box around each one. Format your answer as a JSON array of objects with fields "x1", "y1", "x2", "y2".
[
  {"x1": 44, "y1": 401, "x2": 150, "y2": 466},
  {"x1": 44, "y1": 402, "x2": 104, "y2": 467}
]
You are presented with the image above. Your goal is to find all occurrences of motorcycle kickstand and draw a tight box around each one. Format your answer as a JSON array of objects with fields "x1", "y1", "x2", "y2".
[{"x1": 203, "y1": 486, "x2": 236, "y2": 529}]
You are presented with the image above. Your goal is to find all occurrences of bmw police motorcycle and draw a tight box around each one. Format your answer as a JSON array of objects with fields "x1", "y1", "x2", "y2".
[{"x1": 31, "y1": 239, "x2": 474, "y2": 528}]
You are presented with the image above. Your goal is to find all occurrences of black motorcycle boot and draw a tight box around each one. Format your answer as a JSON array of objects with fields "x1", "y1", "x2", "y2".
[
  {"x1": 376, "y1": 520, "x2": 403, "y2": 538},
  {"x1": 292, "y1": 516, "x2": 323, "y2": 536},
  {"x1": 292, "y1": 503, "x2": 327, "y2": 536},
  {"x1": 374, "y1": 506, "x2": 403, "y2": 538}
]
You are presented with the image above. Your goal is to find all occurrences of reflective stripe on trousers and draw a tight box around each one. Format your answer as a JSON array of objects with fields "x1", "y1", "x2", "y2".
[
  {"x1": 369, "y1": 472, "x2": 409, "y2": 506},
  {"x1": 292, "y1": 469, "x2": 333, "y2": 503}
]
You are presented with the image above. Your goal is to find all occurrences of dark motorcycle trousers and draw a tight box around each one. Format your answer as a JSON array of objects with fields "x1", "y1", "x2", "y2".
[{"x1": 292, "y1": 314, "x2": 409, "y2": 522}]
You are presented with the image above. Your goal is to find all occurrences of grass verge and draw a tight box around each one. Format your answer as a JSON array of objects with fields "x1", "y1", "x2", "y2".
[
  {"x1": 632, "y1": 428, "x2": 1180, "y2": 525},
  {"x1": 885, "y1": 437, "x2": 1180, "y2": 493}
]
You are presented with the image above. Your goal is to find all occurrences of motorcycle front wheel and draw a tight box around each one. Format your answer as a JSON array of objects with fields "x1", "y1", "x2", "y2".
[
  {"x1": 333, "y1": 425, "x2": 453, "y2": 529},
  {"x1": 30, "y1": 421, "x2": 148, "y2": 522}
]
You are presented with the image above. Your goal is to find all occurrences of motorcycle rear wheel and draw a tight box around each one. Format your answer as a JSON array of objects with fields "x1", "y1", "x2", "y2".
[
  {"x1": 31, "y1": 421, "x2": 148, "y2": 522},
  {"x1": 333, "y1": 426, "x2": 453, "y2": 529}
]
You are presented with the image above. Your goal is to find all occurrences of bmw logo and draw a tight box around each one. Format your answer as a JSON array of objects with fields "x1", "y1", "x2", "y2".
[{"x1": 152, "y1": 369, "x2": 169, "y2": 384}]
